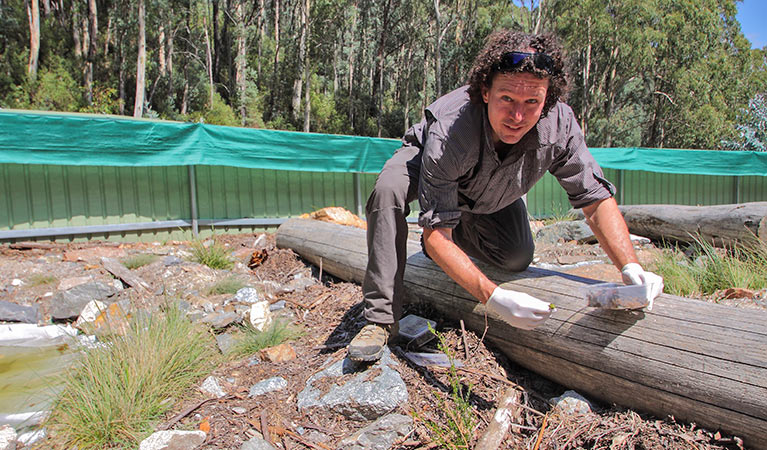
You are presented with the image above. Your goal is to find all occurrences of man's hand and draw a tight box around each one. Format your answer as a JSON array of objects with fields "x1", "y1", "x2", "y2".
[
  {"x1": 621, "y1": 263, "x2": 664, "y2": 310},
  {"x1": 486, "y1": 287, "x2": 552, "y2": 330}
]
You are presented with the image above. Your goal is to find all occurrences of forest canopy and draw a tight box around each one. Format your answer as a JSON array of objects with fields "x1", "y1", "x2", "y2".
[{"x1": 2, "y1": 0, "x2": 766, "y2": 150}]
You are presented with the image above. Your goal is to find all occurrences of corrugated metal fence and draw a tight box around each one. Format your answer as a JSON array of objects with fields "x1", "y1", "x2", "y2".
[{"x1": 1, "y1": 162, "x2": 765, "y2": 242}]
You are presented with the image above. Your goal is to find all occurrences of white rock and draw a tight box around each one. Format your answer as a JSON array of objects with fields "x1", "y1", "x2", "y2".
[
  {"x1": 139, "y1": 430, "x2": 207, "y2": 450},
  {"x1": 550, "y1": 390, "x2": 594, "y2": 415},
  {"x1": 75, "y1": 300, "x2": 108, "y2": 327},
  {"x1": 10, "y1": 279, "x2": 23, "y2": 287},
  {"x1": 16, "y1": 428, "x2": 45, "y2": 446},
  {"x1": 249, "y1": 301, "x2": 273, "y2": 332},
  {"x1": 0, "y1": 324, "x2": 77, "y2": 347},
  {"x1": 57, "y1": 276, "x2": 92, "y2": 291},
  {"x1": 200, "y1": 376, "x2": 227, "y2": 398},
  {"x1": 0, "y1": 424, "x2": 17, "y2": 450}
]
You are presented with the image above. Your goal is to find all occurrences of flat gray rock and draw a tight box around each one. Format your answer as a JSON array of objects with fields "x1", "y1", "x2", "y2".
[
  {"x1": 297, "y1": 347, "x2": 408, "y2": 421},
  {"x1": 138, "y1": 430, "x2": 206, "y2": 450},
  {"x1": 240, "y1": 437, "x2": 277, "y2": 450},
  {"x1": 201, "y1": 311, "x2": 241, "y2": 329},
  {"x1": 49, "y1": 282, "x2": 117, "y2": 320},
  {"x1": 0, "y1": 300, "x2": 40, "y2": 323},
  {"x1": 249, "y1": 377, "x2": 287, "y2": 397},
  {"x1": 216, "y1": 333, "x2": 236, "y2": 354},
  {"x1": 536, "y1": 220, "x2": 596, "y2": 244},
  {"x1": 337, "y1": 413, "x2": 413, "y2": 450}
]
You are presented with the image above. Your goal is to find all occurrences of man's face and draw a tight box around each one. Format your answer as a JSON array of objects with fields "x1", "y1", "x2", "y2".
[{"x1": 482, "y1": 72, "x2": 549, "y2": 145}]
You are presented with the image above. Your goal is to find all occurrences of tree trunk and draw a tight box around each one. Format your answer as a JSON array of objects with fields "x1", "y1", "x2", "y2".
[
  {"x1": 26, "y1": 0, "x2": 40, "y2": 82},
  {"x1": 533, "y1": 0, "x2": 544, "y2": 34},
  {"x1": 158, "y1": 24, "x2": 167, "y2": 76},
  {"x1": 85, "y1": 0, "x2": 97, "y2": 105},
  {"x1": 302, "y1": 0, "x2": 311, "y2": 132},
  {"x1": 203, "y1": 10, "x2": 215, "y2": 107},
  {"x1": 256, "y1": 0, "x2": 265, "y2": 82},
  {"x1": 275, "y1": 218, "x2": 767, "y2": 450},
  {"x1": 402, "y1": 45, "x2": 413, "y2": 135},
  {"x1": 580, "y1": 17, "x2": 591, "y2": 136},
  {"x1": 291, "y1": 0, "x2": 307, "y2": 122},
  {"x1": 617, "y1": 203, "x2": 767, "y2": 249},
  {"x1": 118, "y1": 29, "x2": 125, "y2": 115},
  {"x1": 133, "y1": 0, "x2": 146, "y2": 117},
  {"x1": 71, "y1": 1, "x2": 82, "y2": 59},
  {"x1": 433, "y1": 0, "x2": 442, "y2": 97},
  {"x1": 235, "y1": 1, "x2": 247, "y2": 126},
  {"x1": 268, "y1": 0, "x2": 281, "y2": 120}
]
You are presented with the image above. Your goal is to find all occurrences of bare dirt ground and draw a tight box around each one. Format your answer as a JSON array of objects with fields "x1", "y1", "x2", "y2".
[{"x1": 0, "y1": 231, "x2": 751, "y2": 449}]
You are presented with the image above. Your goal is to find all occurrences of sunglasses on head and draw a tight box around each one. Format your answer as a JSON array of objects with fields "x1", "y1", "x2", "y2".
[{"x1": 495, "y1": 51, "x2": 555, "y2": 75}]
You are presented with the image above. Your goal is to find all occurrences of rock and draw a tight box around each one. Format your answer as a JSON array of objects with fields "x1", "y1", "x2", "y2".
[
  {"x1": 16, "y1": 428, "x2": 44, "y2": 446},
  {"x1": 337, "y1": 413, "x2": 414, "y2": 450},
  {"x1": 297, "y1": 347, "x2": 408, "y2": 421},
  {"x1": 138, "y1": 430, "x2": 207, "y2": 450},
  {"x1": 62, "y1": 246, "x2": 126, "y2": 263},
  {"x1": 260, "y1": 343, "x2": 296, "y2": 362},
  {"x1": 235, "y1": 287, "x2": 262, "y2": 304},
  {"x1": 550, "y1": 390, "x2": 594, "y2": 415},
  {"x1": 231, "y1": 407, "x2": 247, "y2": 415},
  {"x1": 163, "y1": 255, "x2": 184, "y2": 266},
  {"x1": 57, "y1": 276, "x2": 93, "y2": 291},
  {"x1": 629, "y1": 234, "x2": 651, "y2": 245},
  {"x1": 10, "y1": 279, "x2": 23, "y2": 287},
  {"x1": 201, "y1": 311, "x2": 241, "y2": 329},
  {"x1": 0, "y1": 300, "x2": 40, "y2": 324},
  {"x1": 281, "y1": 276, "x2": 316, "y2": 293},
  {"x1": 200, "y1": 376, "x2": 227, "y2": 398},
  {"x1": 248, "y1": 377, "x2": 288, "y2": 397},
  {"x1": 216, "y1": 333, "x2": 236, "y2": 354},
  {"x1": 249, "y1": 301, "x2": 273, "y2": 332},
  {"x1": 536, "y1": 220, "x2": 596, "y2": 245},
  {"x1": 250, "y1": 281, "x2": 283, "y2": 301},
  {"x1": 49, "y1": 282, "x2": 117, "y2": 320},
  {"x1": 75, "y1": 300, "x2": 132, "y2": 336},
  {"x1": 240, "y1": 437, "x2": 277, "y2": 450},
  {"x1": 268, "y1": 300, "x2": 286, "y2": 312},
  {"x1": 0, "y1": 425, "x2": 17, "y2": 450}
]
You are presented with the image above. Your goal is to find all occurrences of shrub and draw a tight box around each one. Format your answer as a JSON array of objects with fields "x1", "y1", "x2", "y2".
[
  {"x1": 188, "y1": 240, "x2": 234, "y2": 270},
  {"x1": 228, "y1": 319, "x2": 304, "y2": 357},
  {"x1": 121, "y1": 254, "x2": 158, "y2": 270}
]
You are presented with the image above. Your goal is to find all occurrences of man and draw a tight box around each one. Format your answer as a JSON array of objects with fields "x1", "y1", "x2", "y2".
[{"x1": 348, "y1": 30, "x2": 663, "y2": 362}]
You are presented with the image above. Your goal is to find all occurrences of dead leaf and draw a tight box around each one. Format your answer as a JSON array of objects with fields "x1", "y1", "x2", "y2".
[
  {"x1": 199, "y1": 416, "x2": 210, "y2": 433},
  {"x1": 248, "y1": 248, "x2": 269, "y2": 269}
]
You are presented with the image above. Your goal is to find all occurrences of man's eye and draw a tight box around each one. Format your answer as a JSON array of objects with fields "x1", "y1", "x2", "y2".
[
  {"x1": 526, "y1": 99, "x2": 539, "y2": 104},
  {"x1": 502, "y1": 96, "x2": 513, "y2": 102}
]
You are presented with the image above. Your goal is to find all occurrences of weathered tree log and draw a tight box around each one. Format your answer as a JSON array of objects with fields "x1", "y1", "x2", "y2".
[
  {"x1": 276, "y1": 218, "x2": 767, "y2": 449},
  {"x1": 475, "y1": 386, "x2": 523, "y2": 450},
  {"x1": 616, "y1": 202, "x2": 767, "y2": 248}
]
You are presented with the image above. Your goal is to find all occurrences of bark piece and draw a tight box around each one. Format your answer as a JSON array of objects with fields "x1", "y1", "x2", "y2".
[{"x1": 100, "y1": 256, "x2": 150, "y2": 293}]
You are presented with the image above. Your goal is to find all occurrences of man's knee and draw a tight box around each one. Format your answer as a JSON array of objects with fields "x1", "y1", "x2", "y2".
[
  {"x1": 495, "y1": 242, "x2": 534, "y2": 272},
  {"x1": 366, "y1": 174, "x2": 411, "y2": 214}
]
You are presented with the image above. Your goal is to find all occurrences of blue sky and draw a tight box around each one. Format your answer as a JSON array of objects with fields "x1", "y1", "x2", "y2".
[{"x1": 736, "y1": 0, "x2": 765, "y2": 49}]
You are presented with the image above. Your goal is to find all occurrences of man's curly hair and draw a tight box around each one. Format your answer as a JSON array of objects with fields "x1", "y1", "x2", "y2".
[{"x1": 467, "y1": 31, "x2": 569, "y2": 115}]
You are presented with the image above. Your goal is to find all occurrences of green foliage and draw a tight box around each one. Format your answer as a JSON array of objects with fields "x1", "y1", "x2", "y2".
[
  {"x1": 206, "y1": 275, "x2": 247, "y2": 295},
  {"x1": 188, "y1": 239, "x2": 234, "y2": 270},
  {"x1": 46, "y1": 303, "x2": 219, "y2": 449},
  {"x1": 193, "y1": 91, "x2": 239, "y2": 127},
  {"x1": 416, "y1": 325, "x2": 477, "y2": 449},
  {"x1": 27, "y1": 273, "x2": 58, "y2": 286},
  {"x1": 80, "y1": 84, "x2": 122, "y2": 115},
  {"x1": 228, "y1": 319, "x2": 304, "y2": 357},
  {"x1": 652, "y1": 236, "x2": 767, "y2": 297},
  {"x1": 120, "y1": 254, "x2": 158, "y2": 270},
  {"x1": 723, "y1": 94, "x2": 767, "y2": 152}
]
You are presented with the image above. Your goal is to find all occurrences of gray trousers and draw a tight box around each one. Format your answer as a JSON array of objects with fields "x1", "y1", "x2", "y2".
[{"x1": 362, "y1": 145, "x2": 535, "y2": 324}]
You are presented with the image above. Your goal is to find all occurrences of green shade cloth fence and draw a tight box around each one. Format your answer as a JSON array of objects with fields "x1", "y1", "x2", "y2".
[{"x1": 2, "y1": 109, "x2": 767, "y2": 175}]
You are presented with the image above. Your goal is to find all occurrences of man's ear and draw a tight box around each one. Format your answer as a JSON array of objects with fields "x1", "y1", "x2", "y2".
[{"x1": 481, "y1": 85, "x2": 490, "y2": 104}]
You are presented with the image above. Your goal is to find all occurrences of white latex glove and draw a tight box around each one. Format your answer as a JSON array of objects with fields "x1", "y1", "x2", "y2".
[
  {"x1": 486, "y1": 287, "x2": 552, "y2": 330},
  {"x1": 621, "y1": 263, "x2": 664, "y2": 310}
]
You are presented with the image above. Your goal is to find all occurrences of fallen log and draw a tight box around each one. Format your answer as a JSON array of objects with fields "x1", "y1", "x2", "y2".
[
  {"x1": 616, "y1": 202, "x2": 767, "y2": 248},
  {"x1": 475, "y1": 386, "x2": 523, "y2": 450},
  {"x1": 276, "y1": 218, "x2": 767, "y2": 449}
]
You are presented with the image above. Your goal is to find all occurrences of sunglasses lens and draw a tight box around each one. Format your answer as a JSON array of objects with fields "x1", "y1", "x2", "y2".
[{"x1": 498, "y1": 52, "x2": 554, "y2": 75}]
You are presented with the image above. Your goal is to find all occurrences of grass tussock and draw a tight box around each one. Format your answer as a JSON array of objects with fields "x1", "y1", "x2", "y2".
[
  {"x1": 46, "y1": 304, "x2": 219, "y2": 449},
  {"x1": 228, "y1": 319, "x2": 304, "y2": 357},
  {"x1": 189, "y1": 240, "x2": 233, "y2": 270},
  {"x1": 416, "y1": 325, "x2": 477, "y2": 449},
  {"x1": 652, "y1": 235, "x2": 767, "y2": 298},
  {"x1": 121, "y1": 254, "x2": 158, "y2": 270},
  {"x1": 207, "y1": 276, "x2": 247, "y2": 295},
  {"x1": 27, "y1": 273, "x2": 58, "y2": 286}
]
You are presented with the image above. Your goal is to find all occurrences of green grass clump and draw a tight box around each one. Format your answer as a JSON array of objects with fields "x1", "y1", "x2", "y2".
[
  {"x1": 228, "y1": 319, "x2": 304, "y2": 357},
  {"x1": 27, "y1": 273, "x2": 58, "y2": 286},
  {"x1": 121, "y1": 254, "x2": 158, "y2": 270},
  {"x1": 206, "y1": 276, "x2": 247, "y2": 295},
  {"x1": 189, "y1": 240, "x2": 233, "y2": 270},
  {"x1": 416, "y1": 325, "x2": 477, "y2": 450},
  {"x1": 652, "y1": 236, "x2": 767, "y2": 298},
  {"x1": 46, "y1": 304, "x2": 219, "y2": 449}
]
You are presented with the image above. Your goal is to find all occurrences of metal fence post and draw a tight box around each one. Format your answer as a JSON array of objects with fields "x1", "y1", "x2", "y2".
[
  {"x1": 188, "y1": 165, "x2": 199, "y2": 237},
  {"x1": 353, "y1": 172, "x2": 363, "y2": 217},
  {"x1": 734, "y1": 176, "x2": 741, "y2": 204}
]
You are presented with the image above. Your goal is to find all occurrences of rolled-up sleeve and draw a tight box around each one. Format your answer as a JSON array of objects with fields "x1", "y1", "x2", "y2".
[
  {"x1": 418, "y1": 121, "x2": 464, "y2": 229},
  {"x1": 549, "y1": 115, "x2": 615, "y2": 209}
]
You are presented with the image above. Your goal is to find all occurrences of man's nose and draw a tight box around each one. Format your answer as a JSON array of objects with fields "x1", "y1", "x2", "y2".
[{"x1": 509, "y1": 104, "x2": 524, "y2": 123}]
